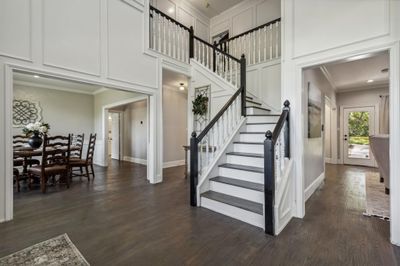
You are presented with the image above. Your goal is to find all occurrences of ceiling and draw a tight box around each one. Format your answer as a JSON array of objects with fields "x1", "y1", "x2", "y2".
[
  {"x1": 320, "y1": 52, "x2": 389, "y2": 92},
  {"x1": 13, "y1": 71, "x2": 106, "y2": 95},
  {"x1": 185, "y1": 0, "x2": 244, "y2": 18},
  {"x1": 162, "y1": 68, "x2": 189, "y2": 93}
]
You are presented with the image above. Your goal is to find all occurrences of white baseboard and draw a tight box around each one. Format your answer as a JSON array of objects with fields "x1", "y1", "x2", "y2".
[
  {"x1": 325, "y1": 158, "x2": 338, "y2": 164},
  {"x1": 93, "y1": 160, "x2": 107, "y2": 167},
  {"x1": 123, "y1": 156, "x2": 147, "y2": 165},
  {"x1": 163, "y1": 159, "x2": 185, "y2": 168},
  {"x1": 305, "y1": 172, "x2": 325, "y2": 202}
]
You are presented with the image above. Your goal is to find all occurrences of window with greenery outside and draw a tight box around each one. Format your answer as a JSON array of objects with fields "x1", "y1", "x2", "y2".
[{"x1": 348, "y1": 111, "x2": 369, "y2": 145}]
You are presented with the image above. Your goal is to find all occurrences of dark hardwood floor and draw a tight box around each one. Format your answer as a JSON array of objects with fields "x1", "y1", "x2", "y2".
[{"x1": 1, "y1": 162, "x2": 399, "y2": 265}]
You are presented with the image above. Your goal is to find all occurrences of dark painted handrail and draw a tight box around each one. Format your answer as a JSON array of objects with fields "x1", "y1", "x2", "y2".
[
  {"x1": 194, "y1": 36, "x2": 241, "y2": 63},
  {"x1": 150, "y1": 5, "x2": 190, "y2": 32},
  {"x1": 220, "y1": 18, "x2": 281, "y2": 45},
  {"x1": 264, "y1": 100, "x2": 290, "y2": 235}
]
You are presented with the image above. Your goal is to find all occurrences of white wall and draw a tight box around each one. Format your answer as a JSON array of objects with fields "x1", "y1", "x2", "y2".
[
  {"x1": 13, "y1": 85, "x2": 94, "y2": 137},
  {"x1": 151, "y1": 0, "x2": 210, "y2": 41},
  {"x1": 162, "y1": 86, "x2": 187, "y2": 166},
  {"x1": 303, "y1": 67, "x2": 335, "y2": 196},
  {"x1": 281, "y1": 0, "x2": 400, "y2": 244},
  {"x1": 210, "y1": 0, "x2": 280, "y2": 39},
  {"x1": 123, "y1": 100, "x2": 148, "y2": 163}
]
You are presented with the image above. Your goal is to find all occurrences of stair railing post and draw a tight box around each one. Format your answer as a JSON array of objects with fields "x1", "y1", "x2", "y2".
[
  {"x1": 213, "y1": 41, "x2": 217, "y2": 72},
  {"x1": 190, "y1": 131, "x2": 198, "y2": 206},
  {"x1": 189, "y1": 26, "x2": 194, "y2": 59},
  {"x1": 264, "y1": 130, "x2": 275, "y2": 235},
  {"x1": 283, "y1": 100, "x2": 290, "y2": 158},
  {"x1": 240, "y1": 54, "x2": 247, "y2": 117}
]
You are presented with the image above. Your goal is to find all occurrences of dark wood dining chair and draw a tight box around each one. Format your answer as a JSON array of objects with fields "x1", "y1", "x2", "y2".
[
  {"x1": 69, "y1": 133, "x2": 96, "y2": 181},
  {"x1": 28, "y1": 134, "x2": 71, "y2": 193},
  {"x1": 70, "y1": 133, "x2": 85, "y2": 160},
  {"x1": 13, "y1": 135, "x2": 40, "y2": 167}
]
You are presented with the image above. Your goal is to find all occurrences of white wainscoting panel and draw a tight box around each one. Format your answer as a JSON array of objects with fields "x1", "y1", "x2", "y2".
[
  {"x1": 107, "y1": 0, "x2": 158, "y2": 88},
  {"x1": 232, "y1": 7, "x2": 253, "y2": 36},
  {"x1": 0, "y1": 0, "x2": 31, "y2": 61},
  {"x1": 43, "y1": 0, "x2": 101, "y2": 75},
  {"x1": 293, "y1": 0, "x2": 390, "y2": 57}
]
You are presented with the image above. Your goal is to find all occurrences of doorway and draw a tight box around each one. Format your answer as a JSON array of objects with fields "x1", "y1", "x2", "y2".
[
  {"x1": 342, "y1": 106, "x2": 376, "y2": 167},
  {"x1": 108, "y1": 112, "x2": 121, "y2": 161}
]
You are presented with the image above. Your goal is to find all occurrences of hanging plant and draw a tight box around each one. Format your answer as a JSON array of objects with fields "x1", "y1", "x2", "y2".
[{"x1": 192, "y1": 94, "x2": 209, "y2": 116}]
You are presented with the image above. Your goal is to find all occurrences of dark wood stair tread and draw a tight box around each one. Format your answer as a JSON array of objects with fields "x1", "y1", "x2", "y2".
[
  {"x1": 246, "y1": 96, "x2": 253, "y2": 100},
  {"x1": 246, "y1": 122, "x2": 276, "y2": 125},
  {"x1": 210, "y1": 176, "x2": 264, "y2": 192},
  {"x1": 226, "y1": 151, "x2": 264, "y2": 158},
  {"x1": 201, "y1": 191, "x2": 263, "y2": 215},
  {"x1": 247, "y1": 114, "x2": 280, "y2": 116},
  {"x1": 240, "y1": 132, "x2": 268, "y2": 135},
  {"x1": 219, "y1": 163, "x2": 264, "y2": 173}
]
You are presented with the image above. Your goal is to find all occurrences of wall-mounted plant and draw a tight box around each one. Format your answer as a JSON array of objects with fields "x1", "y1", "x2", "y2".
[{"x1": 192, "y1": 94, "x2": 209, "y2": 116}]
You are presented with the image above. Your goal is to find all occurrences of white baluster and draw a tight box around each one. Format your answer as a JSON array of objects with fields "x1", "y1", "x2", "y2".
[
  {"x1": 229, "y1": 58, "x2": 233, "y2": 84},
  {"x1": 276, "y1": 21, "x2": 280, "y2": 58},
  {"x1": 264, "y1": 26, "x2": 267, "y2": 62},
  {"x1": 269, "y1": 24, "x2": 273, "y2": 60},
  {"x1": 253, "y1": 31, "x2": 256, "y2": 64}
]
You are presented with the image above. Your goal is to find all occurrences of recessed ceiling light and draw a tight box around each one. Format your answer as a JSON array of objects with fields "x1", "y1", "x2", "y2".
[
  {"x1": 167, "y1": 7, "x2": 174, "y2": 13},
  {"x1": 367, "y1": 79, "x2": 374, "y2": 83},
  {"x1": 179, "y1": 83, "x2": 185, "y2": 91},
  {"x1": 33, "y1": 75, "x2": 40, "y2": 78}
]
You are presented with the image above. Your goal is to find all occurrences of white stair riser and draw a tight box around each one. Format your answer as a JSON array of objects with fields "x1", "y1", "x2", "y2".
[
  {"x1": 234, "y1": 143, "x2": 263, "y2": 154},
  {"x1": 201, "y1": 197, "x2": 264, "y2": 229},
  {"x1": 240, "y1": 133, "x2": 266, "y2": 142},
  {"x1": 219, "y1": 167, "x2": 264, "y2": 184},
  {"x1": 246, "y1": 107, "x2": 270, "y2": 115},
  {"x1": 247, "y1": 116, "x2": 279, "y2": 123},
  {"x1": 210, "y1": 181, "x2": 264, "y2": 203},
  {"x1": 246, "y1": 124, "x2": 275, "y2": 132},
  {"x1": 227, "y1": 154, "x2": 264, "y2": 168}
]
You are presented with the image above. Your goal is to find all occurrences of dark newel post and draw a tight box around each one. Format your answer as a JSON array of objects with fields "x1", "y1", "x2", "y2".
[
  {"x1": 213, "y1": 41, "x2": 217, "y2": 72},
  {"x1": 283, "y1": 100, "x2": 290, "y2": 158},
  {"x1": 264, "y1": 130, "x2": 275, "y2": 235},
  {"x1": 190, "y1": 131, "x2": 198, "y2": 206},
  {"x1": 189, "y1": 26, "x2": 194, "y2": 59},
  {"x1": 240, "y1": 54, "x2": 247, "y2": 117}
]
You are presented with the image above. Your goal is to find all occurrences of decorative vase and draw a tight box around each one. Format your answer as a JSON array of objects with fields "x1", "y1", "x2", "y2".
[{"x1": 28, "y1": 133, "x2": 43, "y2": 149}]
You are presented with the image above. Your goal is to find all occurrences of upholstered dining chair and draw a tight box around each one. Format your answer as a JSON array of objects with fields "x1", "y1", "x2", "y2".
[
  {"x1": 28, "y1": 134, "x2": 71, "y2": 193},
  {"x1": 13, "y1": 135, "x2": 40, "y2": 167},
  {"x1": 69, "y1": 133, "x2": 96, "y2": 181}
]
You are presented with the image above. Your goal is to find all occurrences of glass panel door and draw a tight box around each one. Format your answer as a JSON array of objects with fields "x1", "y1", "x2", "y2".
[{"x1": 343, "y1": 107, "x2": 376, "y2": 167}]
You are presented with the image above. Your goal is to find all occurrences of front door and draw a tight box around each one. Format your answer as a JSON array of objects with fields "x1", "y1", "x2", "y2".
[{"x1": 343, "y1": 106, "x2": 376, "y2": 167}]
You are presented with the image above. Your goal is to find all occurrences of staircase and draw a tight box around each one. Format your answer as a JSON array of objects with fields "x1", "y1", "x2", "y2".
[
  {"x1": 149, "y1": 5, "x2": 291, "y2": 235},
  {"x1": 200, "y1": 95, "x2": 279, "y2": 229}
]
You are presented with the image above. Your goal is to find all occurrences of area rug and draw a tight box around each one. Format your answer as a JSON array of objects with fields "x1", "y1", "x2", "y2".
[
  {"x1": 0, "y1": 234, "x2": 89, "y2": 265},
  {"x1": 363, "y1": 171, "x2": 390, "y2": 220}
]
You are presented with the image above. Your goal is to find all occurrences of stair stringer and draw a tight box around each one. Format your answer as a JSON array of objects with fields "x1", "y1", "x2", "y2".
[
  {"x1": 274, "y1": 158, "x2": 294, "y2": 235},
  {"x1": 196, "y1": 118, "x2": 247, "y2": 206}
]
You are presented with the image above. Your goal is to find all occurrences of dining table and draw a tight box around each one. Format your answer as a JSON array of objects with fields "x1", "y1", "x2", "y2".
[{"x1": 14, "y1": 145, "x2": 80, "y2": 175}]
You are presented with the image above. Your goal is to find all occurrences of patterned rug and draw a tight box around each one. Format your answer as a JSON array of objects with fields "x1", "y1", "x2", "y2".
[
  {"x1": 0, "y1": 234, "x2": 89, "y2": 265},
  {"x1": 364, "y1": 171, "x2": 390, "y2": 220}
]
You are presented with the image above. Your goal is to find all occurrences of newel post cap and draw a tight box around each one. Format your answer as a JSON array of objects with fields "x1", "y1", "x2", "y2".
[
  {"x1": 266, "y1": 130, "x2": 273, "y2": 140},
  {"x1": 191, "y1": 131, "x2": 197, "y2": 138},
  {"x1": 284, "y1": 100, "x2": 290, "y2": 108}
]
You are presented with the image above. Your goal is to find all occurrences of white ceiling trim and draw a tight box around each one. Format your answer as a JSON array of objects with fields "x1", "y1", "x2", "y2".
[
  {"x1": 319, "y1": 66, "x2": 337, "y2": 91},
  {"x1": 13, "y1": 80, "x2": 104, "y2": 95}
]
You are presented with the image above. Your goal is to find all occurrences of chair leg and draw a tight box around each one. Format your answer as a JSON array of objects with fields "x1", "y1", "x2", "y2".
[
  {"x1": 41, "y1": 175, "x2": 46, "y2": 193},
  {"x1": 14, "y1": 169, "x2": 20, "y2": 192},
  {"x1": 65, "y1": 172, "x2": 70, "y2": 188},
  {"x1": 90, "y1": 164, "x2": 95, "y2": 180},
  {"x1": 85, "y1": 166, "x2": 90, "y2": 181}
]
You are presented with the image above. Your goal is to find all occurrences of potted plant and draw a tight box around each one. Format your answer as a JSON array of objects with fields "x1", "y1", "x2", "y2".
[
  {"x1": 192, "y1": 94, "x2": 209, "y2": 116},
  {"x1": 22, "y1": 122, "x2": 50, "y2": 149}
]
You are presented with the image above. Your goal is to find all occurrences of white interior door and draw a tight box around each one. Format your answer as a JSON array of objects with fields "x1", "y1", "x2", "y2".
[
  {"x1": 110, "y1": 112, "x2": 120, "y2": 160},
  {"x1": 343, "y1": 106, "x2": 376, "y2": 167}
]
